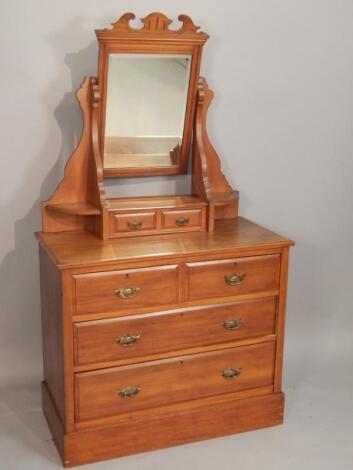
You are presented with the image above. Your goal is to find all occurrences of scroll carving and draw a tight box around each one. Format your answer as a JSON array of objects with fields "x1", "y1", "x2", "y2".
[{"x1": 108, "y1": 12, "x2": 203, "y2": 35}]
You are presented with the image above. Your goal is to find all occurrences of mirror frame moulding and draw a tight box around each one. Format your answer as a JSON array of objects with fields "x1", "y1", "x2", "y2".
[{"x1": 95, "y1": 12, "x2": 209, "y2": 178}]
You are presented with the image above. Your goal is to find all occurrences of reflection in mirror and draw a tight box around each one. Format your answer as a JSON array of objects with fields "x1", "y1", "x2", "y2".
[{"x1": 104, "y1": 54, "x2": 192, "y2": 171}]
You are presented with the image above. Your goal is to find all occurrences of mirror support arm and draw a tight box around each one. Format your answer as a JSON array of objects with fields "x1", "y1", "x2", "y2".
[
  {"x1": 42, "y1": 77, "x2": 108, "y2": 236},
  {"x1": 192, "y1": 77, "x2": 239, "y2": 231}
]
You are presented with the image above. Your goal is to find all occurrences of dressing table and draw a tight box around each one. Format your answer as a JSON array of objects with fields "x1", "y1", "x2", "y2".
[{"x1": 37, "y1": 12, "x2": 294, "y2": 467}]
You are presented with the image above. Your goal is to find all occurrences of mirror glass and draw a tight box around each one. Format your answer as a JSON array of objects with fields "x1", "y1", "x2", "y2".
[{"x1": 104, "y1": 53, "x2": 192, "y2": 171}]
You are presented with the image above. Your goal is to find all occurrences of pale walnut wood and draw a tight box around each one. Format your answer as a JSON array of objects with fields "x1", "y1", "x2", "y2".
[
  {"x1": 75, "y1": 342, "x2": 275, "y2": 422},
  {"x1": 73, "y1": 297, "x2": 276, "y2": 366},
  {"x1": 74, "y1": 383, "x2": 276, "y2": 432},
  {"x1": 39, "y1": 247, "x2": 65, "y2": 423},
  {"x1": 60, "y1": 270, "x2": 76, "y2": 432},
  {"x1": 42, "y1": 379, "x2": 284, "y2": 467},
  {"x1": 187, "y1": 254, "x2": 280, "y2": 301},
  {"x1": 107, "y1": 196, "x2": 207, "y2": 238},
  {"x1": 37, "y1": 11, "x2": 294, "y2": 467},
  {"x1": 42, "y1": 77, "x2": 107, "y2": 234},
  {"x1": 36, "y1": 217, "x2": 293, "y2": 270},
  {"x1": 193, "y1": 77, "x2": 238, "y2": 229},
  {"x1": 38, "y1": 225, "x2": 293, "y2": 465},
  {"x1": 46, "y1": 203, "x2": 101, "y2": 216},
  {"x1": 110, "y1": 211, "x2": 157, "y2": 235},
  {"x1": 41, "y1": 13, "x2": 237, "y2": 236},
  {"x1": 73, "y1": 334, "x2": 277, "y2": 373},
  {"x1": 107, "y1": 12, "x2": 206, "y2": 36},
  {"x1": 73, "y1": 265, "x2": 179, "y2": 315},
  {"x1": 96, "y1": 12, "x2": 209, "y2": 178},
  {"x1": 162, "y1": 209, "x2": 204, "y2": 230},
  {"x1": 274, "y1": 245, "x2": 290, "y2": 391},
  {"x1": 107, "y1": 195, "x2": 207, "y2": 211}
]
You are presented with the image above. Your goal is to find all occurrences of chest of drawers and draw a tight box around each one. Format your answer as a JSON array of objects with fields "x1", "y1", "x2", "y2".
[{"x1": 37, "y1": 217, "x2": 293, "y2": 467}]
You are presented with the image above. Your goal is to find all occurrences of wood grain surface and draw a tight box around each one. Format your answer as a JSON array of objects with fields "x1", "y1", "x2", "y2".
[
  {"x1": 75, "y1": 342, "x2": 275, "y2": 421},
  {"x1": 37, "y1": 217, "x2": 294, "y2": 269},
  {"x1": 73, "y1": 297, "x2": 277, "y2": 366}
]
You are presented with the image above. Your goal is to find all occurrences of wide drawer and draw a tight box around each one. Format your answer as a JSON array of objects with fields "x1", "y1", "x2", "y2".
[
  {"x1": 73, "y1": 265, "x2": 178, "y2": 315},
  {"x1": 188, "y1": 255, "x2": 280, "y2": 301},
  {"x1": 73, "y1": 297, "x2": 277, "y2": 365},
  {"x1": 75, "y1": 342, "x2": 275, "y2": 421}
]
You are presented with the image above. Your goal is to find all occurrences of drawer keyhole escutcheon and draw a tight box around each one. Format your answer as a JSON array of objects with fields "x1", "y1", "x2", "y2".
[
  {"x1": 175, "y1": 217, "x2": 189, "y2": 226},
  {"x1": 118, "y1": 386, "x2": 141, "y2": 399},
  {"x1": 128, "y1": 220, "x2": 143, "y2": 229},
  {"x1": 116, "y1": 334, "x2": 141, "y2": 346},
  {"x1": 222, "y1": 368, "x2": 241, "y2": 379},
  {"x1": 115, "y1": 287, "x2": 140, "y2": 299},
  {"x1": 223, "y1": 319, "x2": 243, "y2": 330},
  {"x1": 224, "y1": 273, "x2": 246, "y2": 286}
]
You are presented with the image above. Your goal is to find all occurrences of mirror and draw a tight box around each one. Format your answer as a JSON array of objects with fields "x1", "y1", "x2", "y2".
[{"x1": 104, "y1": 54, "x2": 192, "y2": 172}]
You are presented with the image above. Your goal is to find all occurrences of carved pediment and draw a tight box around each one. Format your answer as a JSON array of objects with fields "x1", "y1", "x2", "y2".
[{"x1": 96, "y1": 12, "x2": 209, "y2": 42}]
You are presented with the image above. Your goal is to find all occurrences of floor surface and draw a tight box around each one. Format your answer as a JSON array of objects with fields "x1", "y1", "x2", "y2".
[{"x1": 1, "y1": 355, "x2": 352, "y2": 470}]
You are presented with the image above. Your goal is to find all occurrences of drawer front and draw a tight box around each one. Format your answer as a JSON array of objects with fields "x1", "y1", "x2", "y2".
[
  {"x1": 75, "y1": 342, "x2": 275, "y2": 421},
  {"x1": 110, "y1": 211, "x2": 156, "y2": 235},
  {"x1": 188, "y1": 255, "x2": 280, "y2": 301},
  {"x1": 162, "y1": 209, "x2": 203, "y2": 230},
  {"x1": 74, "y1": 297, "x2": 277, "y2": 365},
  {"x1": 73, "y1": 265, "x2": 179, "y2": 315}
]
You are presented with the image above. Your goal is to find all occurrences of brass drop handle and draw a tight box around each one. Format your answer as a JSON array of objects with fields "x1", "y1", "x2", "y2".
[
  {"x1": 222, "y1": 368, "x2": 241, "y2": 379},
  {"x1": 116, "y1": 334, "x2": 141, "y2": 347},
  {"x1": 115, "y1": 287, "x2": 140, "y2": 299},
  {"x1": 118, "y1": 386, "x2": 141, "y2": 399},
  {"x1": 223, "y1": 319, "x2": 243, "y2": 330},
  {"x1": 224, "y1": 273, "x2": 246, "y2": 286},
  {"x1": 128, "y1": 220, "x2": 143, "y2": 230},
  {"x1": 176, "y1": 217, "x2": 189, "y2": 226}
]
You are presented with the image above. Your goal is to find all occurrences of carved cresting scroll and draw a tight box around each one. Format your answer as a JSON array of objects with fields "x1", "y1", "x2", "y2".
[
  {"x1": 193, "y1": 77, "x2": 238, "y2": 230},
  {"x1": 95, "y1": 12, "x2": 209, "y2": 48},
  {"x1": 108, "y1": 12, "x2": 204, "y2": 35}
]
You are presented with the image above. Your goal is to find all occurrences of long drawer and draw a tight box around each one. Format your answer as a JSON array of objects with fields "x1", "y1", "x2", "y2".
[
  {"x1": 75, "y1": 342, "x2": 275, "y2": 421},
  {"x1": 187, "y1": 255, "x2": 280, "y2": 301},
  {"x1": 73, "y1": 297, "x2": 277, "y2": 365},
  {"x1": 73, "y1": 265, "x2": 179, "y2": 315}
]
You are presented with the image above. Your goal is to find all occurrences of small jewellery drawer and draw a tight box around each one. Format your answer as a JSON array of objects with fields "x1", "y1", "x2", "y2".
[
  {"x1": 73, "y1": 297, "x2": 277, "y2": 365},
  {"x1": 75, "y1": 342, "x2": 275, "y2": 421},
  {"x1": 73, "y1": 265, "x2": 178, "y2": 315},
  {"x1": 162, "y1": 209, "x2": 204, "y2": 231},
  {"x1": 188, "y1": 255, "x2": 280, "y2": 301},
  {"x1": 109, "y1": 211, "x2": 156, "y2": 235}
]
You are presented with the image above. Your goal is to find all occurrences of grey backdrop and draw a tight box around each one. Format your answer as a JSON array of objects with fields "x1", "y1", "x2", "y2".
[{"x1": 1, "y1": 1, "x2": 353, "y2": 469}]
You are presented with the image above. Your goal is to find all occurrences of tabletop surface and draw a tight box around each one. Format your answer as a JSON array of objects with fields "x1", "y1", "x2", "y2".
[{"x1": 37, "y1": 217, "x2": 294, "y2": 269}]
